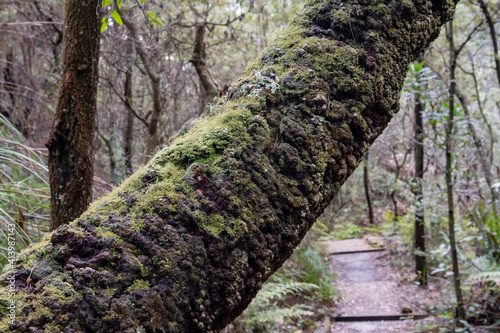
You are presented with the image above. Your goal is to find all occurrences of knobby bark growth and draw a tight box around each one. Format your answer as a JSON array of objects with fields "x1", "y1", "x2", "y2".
[
  {"x1": 45, "y1": 0, "x2": 101, "y2": 230},
  {"x1": 1, "y1": 0, "x2": 458, "y2": 331}
]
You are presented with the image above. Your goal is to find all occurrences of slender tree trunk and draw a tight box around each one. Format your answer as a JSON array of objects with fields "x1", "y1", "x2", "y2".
[
  {"x1": 191, "y1": 23, "x2": 219, "y2": 115},
  {"x1": 413, "y1": 59, "x2": 427, "y2": 285},
  {"x1": 117, "y1": 8, "x2": 163, "y2": 163},
  {"x1": 45, "y1": 0, "x2": 101, "y2": 230},
  {"x1": 1, "y1": 1, "x2": 459, "y2": 331},
  {"x1": 363, "y1": 152, "x2": 374, "y2": 224},
  {"x1": 446, "y1": 21, "x2": 466, "y2": 321},
  {"x1": 455, "y1": 90, "x2": 498, "y2": 218},
  {"x1": 123, "y1": 42, "x2": 135, "y2": 177},
  {"x1": 99, "y1": 132, "x2": 119, "y2": 185},
  {"x1": 478, "y1": 0, "x2": 500, "y2": 87},
  {"x1": 144, "y1": 76, "x2": 162, "y2": 161},
  {"x1": 1, "y1": 46, "x2": 24, "y2": 134}
]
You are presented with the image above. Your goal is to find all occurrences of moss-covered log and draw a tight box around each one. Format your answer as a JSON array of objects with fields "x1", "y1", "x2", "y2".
[{"x1": 0, "y1": 0, "x2": 458, "y2": 331}]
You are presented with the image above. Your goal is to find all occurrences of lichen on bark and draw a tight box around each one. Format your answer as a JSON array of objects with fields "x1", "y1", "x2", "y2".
[{"x1": 0, "y1": 0, "x2": 458, "y2": 332}]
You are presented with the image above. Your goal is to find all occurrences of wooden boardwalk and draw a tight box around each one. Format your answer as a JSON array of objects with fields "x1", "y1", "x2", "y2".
[{"x1": 317, "y1": 238, "x2": 434, "y2": 333}]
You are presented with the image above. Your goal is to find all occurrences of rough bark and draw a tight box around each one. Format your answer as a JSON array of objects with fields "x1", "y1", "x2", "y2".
[
  {"x1": 0, "y1": 0, "x2": 458, "y2": 332},
  {"x1": 45, "y1": 0, "x2": 101, "y2": 230},
  {"x1": 412, "y1": 59, "x2": 427, "y2": 285}
]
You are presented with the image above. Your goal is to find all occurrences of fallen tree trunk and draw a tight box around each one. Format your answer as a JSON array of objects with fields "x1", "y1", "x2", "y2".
[{"x1": 0, "y1": 0, "x2": 458, "y2": 331}]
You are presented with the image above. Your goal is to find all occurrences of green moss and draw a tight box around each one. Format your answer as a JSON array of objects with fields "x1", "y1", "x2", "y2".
[
  {"x1": 95, "y1": 227, "x2": 122, "y2": 242},
  {"x1": 197, "y1": 213, "x2": 225, "y2": 236},
  {"x1": 103, "y1": 288, "x2": 116, "y2": 296},
  {"x1": 126, "y1": 279, "x2": 150, "y2": 293},
  {"x1": 159, "y1": 259, "x2": 170, "y2": 269},
  {"x1": 131, "y1": 219, "x2": 145, "y2": 231},
  {"x1": 17, "y1": 236, "x2": 51, "y2": 269}
]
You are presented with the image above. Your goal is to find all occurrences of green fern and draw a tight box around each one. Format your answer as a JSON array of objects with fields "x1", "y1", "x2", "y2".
[
  {"x1": 244, "y1": 304, "x2": 314, "y2": 325},
  {"x1": 255, "y1": 281, "x2": 319, "y2": 305},
  {"x1": 469, "y1": 271, "x2": 500, "y2": 285},
  {"x1": 240, "y1": 281, "x2": 319, "y2": 330}
]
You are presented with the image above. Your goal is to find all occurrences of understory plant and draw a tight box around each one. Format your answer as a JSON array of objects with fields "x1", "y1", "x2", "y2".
[{"x1": 0, "y1": 115, "x2": 50, "y2": 270}]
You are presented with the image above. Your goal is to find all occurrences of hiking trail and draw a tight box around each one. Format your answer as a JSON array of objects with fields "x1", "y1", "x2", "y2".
[{"x1": 316, "y1": 237, "x2": 439, "y2": 333}]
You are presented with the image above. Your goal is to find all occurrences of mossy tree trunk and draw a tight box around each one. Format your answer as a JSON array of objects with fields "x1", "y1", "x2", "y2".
[
  {"x1": 1, "y1": 0, "x2": 458, "y2": 331},
  {"x1": 45, "y1": 0, "x2": 101, "y2": 230}
]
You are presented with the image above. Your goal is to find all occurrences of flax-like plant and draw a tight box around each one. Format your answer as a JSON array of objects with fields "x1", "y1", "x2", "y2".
[{"x1": 0, "y1": 115, "x2": 50, "y2": 269}]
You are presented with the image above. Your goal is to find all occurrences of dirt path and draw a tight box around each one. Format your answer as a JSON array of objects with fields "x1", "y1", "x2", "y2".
[{"x1": 320, "y1": 238, "x2": 436, "y2": 333}]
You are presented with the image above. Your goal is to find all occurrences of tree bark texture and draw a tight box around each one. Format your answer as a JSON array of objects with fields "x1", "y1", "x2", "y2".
[
  {"x1": 1, "y1": 0, "x2": 458, "y2": 331},
  {"x1": 45, "y1": 0, "x2": 101, "y2": 230}
]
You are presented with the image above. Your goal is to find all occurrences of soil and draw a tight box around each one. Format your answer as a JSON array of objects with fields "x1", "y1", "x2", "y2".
[{"x1": 320, "y1": 237, "x2": 440, "y2": 333}]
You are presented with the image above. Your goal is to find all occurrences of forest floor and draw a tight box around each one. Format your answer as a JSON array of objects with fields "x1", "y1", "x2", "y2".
[{"x1": 319, "y1": 237, "x2": 442, "y2": 333}]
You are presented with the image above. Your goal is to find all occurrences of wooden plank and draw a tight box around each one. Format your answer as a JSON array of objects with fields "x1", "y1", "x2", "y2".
[
  {"x1": 331, "y1": 314, "x2": 428, "y2": 322},
  {"x1": 329, "y1": 248, "x2": 385, "y2": 255}
]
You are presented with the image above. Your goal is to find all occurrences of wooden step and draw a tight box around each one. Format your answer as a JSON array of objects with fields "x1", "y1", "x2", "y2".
[
  {"x1": 331, "y1": 314, "x2": 428, "y2": 322},
  {"x1": 329, "y1": 248, "x2": 385, "y2": 255}
]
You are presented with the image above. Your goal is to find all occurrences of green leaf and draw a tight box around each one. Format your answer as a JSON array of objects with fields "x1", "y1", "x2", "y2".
[
  {"x1": 139, "y1": 0, "x2": 147, "y2": 2},
  {"x1": 147, "y1": 12, "x2": 157, "y2": 25},
  {"x1": 101, "y1": 17, "x2": 109, "y2": 33},
  {"x1": 111, "y1": 10, "x2": 123, "y2": 26},
  {"x1": 102, "y1": 0, "x2": 111, "y2": 7},
  {"x1": 147, "y1": 11, "x2": 166, "y2": 26},
  {"x1": 117, "y1": 0, "x2": 122, "y2": 9},
  {"x1": 155, "y1": 18, "x2": 166, "y2": 26}
]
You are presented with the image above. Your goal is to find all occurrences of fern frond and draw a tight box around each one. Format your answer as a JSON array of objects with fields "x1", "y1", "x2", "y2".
[
  {"x1": 253, "y1": 281, "x2": 319, "y2": 306},
  {"x1": 244, "y1": 304, "x2": 314, "y2": 325},
  {"x1": 469, "y1": 271, "x2": 500, "y2": 285}
]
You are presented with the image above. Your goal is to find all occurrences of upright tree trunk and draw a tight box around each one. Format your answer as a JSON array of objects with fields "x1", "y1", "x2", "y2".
[
  {"x1": 1, "y1": 1, "x2": 459, "y2": 331},
  {"x1": 191, "y1": 23, "x2": 219, "y2": 115},
  {"x1": 99, "y1": 132, "x2": 119, "y2": 185},
  {"x1": 45, "y1": 0, "x2": 101, "y2": 230},
  {"x1": 446, "y1": 21, "x2": 466, "y2": 321},
  {"x1": 413, "y1": 59, "x2": 427, "y2": 286},
  {"x1": 455, "y1": 90, "x2": 498, "y2": 219},
  {"x1": 478, "y1": 0, "x2": 500, "y2": 87},
  {"x1": 118, "y1": 8, "x2": 163, "y2": 163},
  {"x1": 363, "y1": 152, "x2": 374, "y2": 224},
  {"x1": 123, "y1": 42, "x2": 135, "y2": 177}
]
